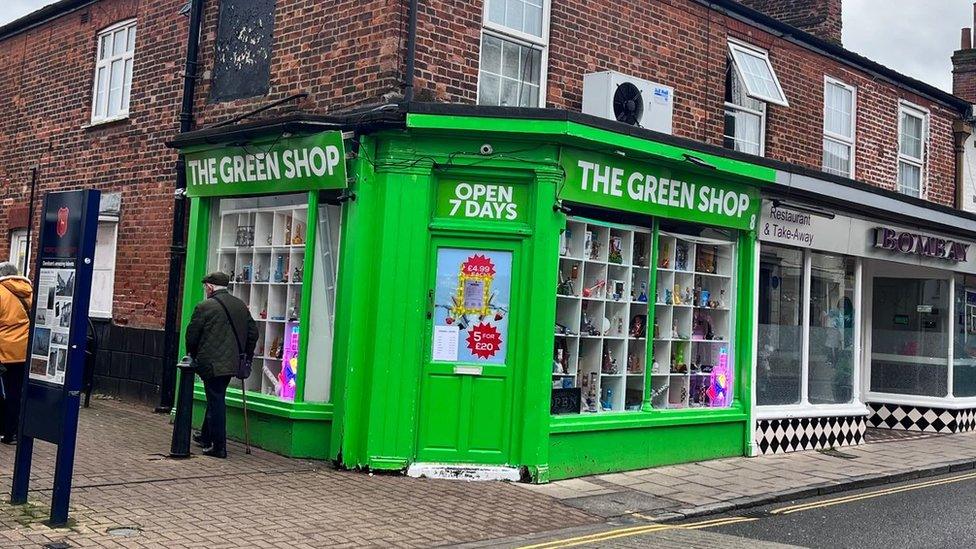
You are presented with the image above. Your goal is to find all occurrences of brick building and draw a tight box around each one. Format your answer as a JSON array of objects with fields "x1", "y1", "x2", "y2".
[{"x1": 2, "y1": 0, "x2": 976, "y2": 466}]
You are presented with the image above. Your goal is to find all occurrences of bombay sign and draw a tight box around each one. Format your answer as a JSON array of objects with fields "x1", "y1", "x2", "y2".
[{"x1": 874, "y1": 227, "x2": 971, "y2": 263}]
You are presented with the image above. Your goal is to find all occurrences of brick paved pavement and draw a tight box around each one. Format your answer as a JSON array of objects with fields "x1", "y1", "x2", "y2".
[
  {"x1": 0, "y1": 398, "x2": 598, "y2": 548},
  {"x1": 518, "y1": 428, "x2": 976, "y2": 523}
]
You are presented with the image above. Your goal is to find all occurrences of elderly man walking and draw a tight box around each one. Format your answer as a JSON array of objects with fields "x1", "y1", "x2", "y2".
[
  {"x1": 185, "y1": 272, "x2": 257, "y2": 458},
  {"x1": 0, "y1": 262, "x2": 33, "y2": 444}
]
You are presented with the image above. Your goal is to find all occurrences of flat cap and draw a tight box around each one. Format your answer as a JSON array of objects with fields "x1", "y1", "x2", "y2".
[{"x1": 202, "y1": 271, "x2": 231, "y2": 286}]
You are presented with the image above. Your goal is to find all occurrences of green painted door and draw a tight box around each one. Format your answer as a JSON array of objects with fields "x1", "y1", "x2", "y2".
[{"x1": 416, "y1": 238, "x2": 522, "y2": 465}]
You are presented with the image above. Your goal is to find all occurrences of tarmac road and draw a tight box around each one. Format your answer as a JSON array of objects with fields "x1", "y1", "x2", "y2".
[{"x1": 504, "y1": 470, "x2": 976, "y2": 548}]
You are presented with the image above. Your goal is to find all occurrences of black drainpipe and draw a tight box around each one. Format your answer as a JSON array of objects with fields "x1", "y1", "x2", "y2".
[
  {"x1": 158, "y1": 0, "x2": 205, "y2": 413},
  {"x1": 403, "y1": 0, "x2": 418, "y2": 102}
]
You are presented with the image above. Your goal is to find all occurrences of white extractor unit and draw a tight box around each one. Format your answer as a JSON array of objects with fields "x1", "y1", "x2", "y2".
[{"x1": 582, "y1": 71, "x2": 674, "y2": 134}]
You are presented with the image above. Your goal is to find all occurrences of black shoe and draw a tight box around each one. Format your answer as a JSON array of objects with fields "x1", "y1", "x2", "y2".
[
  {"x1": 0, "y1": 435, "x2": 16, "y2": 445},
  {"x1": 192, "y1": 434, "x2": 210, "y2": 448},
  {"x1": 201, "y1": 446, "x2": 227, "y2": 459}
]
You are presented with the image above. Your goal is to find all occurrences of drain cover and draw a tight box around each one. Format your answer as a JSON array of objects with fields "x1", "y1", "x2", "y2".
[
  {"x1": 43, "y1": 543, "x2": 71, "y2": 549},
  {"x1": 107, "y1": 526, "x2": 141, "y2": 537}
]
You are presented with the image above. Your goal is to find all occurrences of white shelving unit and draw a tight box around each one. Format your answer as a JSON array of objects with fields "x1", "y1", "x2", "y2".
[
  {"x1": 212, "y1": 204, "x2": 308, "y2": 397},
  {"x1": 651, "y1": 232, "x2": 735, "y2": 409},
  {"x1": 554, "y1": 218, "x2": 652, "y2": 413}
]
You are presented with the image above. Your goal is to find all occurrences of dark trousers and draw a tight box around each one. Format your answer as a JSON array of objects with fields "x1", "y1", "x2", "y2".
[
  {"x1": 0, "y1": 362, "x2": 25, "y2": 439},
  {"x1": 199, "y1": 375, "x2": 232, "y2": 451}
]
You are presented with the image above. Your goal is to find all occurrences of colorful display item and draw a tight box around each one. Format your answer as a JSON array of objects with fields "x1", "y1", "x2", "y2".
[{"x1": 278, "y1": 322, "x2": 301, "y2": 400}]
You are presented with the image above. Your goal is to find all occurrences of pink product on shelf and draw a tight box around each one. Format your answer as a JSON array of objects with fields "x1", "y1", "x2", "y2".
[
  {"x1": 278, "y1": 322, "x2": 300, "y2": 400},
  {"x1": 707, "y1": 347, "x2": 731, "y2": 408}
]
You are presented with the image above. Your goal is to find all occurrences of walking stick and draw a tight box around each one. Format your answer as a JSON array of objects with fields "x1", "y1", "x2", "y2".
[{"x1": 240, "y1": 384, "x2": 251, "y2": 455}]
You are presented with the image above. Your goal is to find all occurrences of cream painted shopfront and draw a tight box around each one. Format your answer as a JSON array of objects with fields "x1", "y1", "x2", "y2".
[{"x1": 754, "y1": 198, "x2": 976, "y2": 454}]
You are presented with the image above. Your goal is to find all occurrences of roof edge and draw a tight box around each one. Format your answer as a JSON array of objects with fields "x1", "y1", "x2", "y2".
[{"x1": 0, "y1": 0, "x2": 97, "y2": 42}]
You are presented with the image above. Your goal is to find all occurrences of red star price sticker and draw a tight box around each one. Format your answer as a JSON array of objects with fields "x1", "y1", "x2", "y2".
[
  {"x1": 466, "y1": 322, "x2": 502, "y2": 359},
  {"x1": 461, "y1": 254, "x2": 496, "y2": 277}
]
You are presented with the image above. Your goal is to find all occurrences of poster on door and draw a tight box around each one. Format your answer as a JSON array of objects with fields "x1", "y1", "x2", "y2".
[{"x1": 431, "y1": 249, "x2": 512, "y2": 364}]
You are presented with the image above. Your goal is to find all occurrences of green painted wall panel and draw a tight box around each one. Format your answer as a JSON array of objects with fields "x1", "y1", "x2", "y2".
[{"x1": 548, "y1": 422, "x2": 746, "y2": 480}]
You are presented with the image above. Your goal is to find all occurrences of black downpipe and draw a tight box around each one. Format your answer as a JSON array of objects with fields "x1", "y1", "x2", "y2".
[
  {"x1": 158, "y1": 0, "x2": 205, "y2": 413},
  {"x1": 403, "y1": 0, "x2": 418, "y2": 102},
  {"x1": 24, "y1": 167, "x2": 37, "y2": 274}
]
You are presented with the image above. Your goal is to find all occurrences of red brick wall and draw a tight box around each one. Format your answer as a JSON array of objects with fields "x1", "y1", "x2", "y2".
[
  {"x1": 0, "y1": 0, "x2": 186, "y2": 328},
  {"x1": 737, "y1": 0, "x2": 842, "y2": 44},
  {"x1": 191, "y1": 0, "x2": 403, "y2": 127}
]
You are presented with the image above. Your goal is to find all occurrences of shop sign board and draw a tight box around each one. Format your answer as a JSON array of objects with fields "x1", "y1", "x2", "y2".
[
  {"x1": 558, "y1": 148, "x2": 760, "y2": 231},
  {"x1": 183, "y1": 132, "x2": 347, "y2": 197},
  {"x1": 12, "y1": 190, "x2": 100, "y2": 526},
  {"x1": 435, "y1": 179, "x2": 529, "y2": 222},
  {"x1": 759, "y1": 199, "x2": 976, "y2": 273}
]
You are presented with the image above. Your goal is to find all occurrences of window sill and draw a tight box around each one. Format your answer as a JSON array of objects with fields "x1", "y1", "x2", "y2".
[
  {"x1": 864, "y1": 392, "x2": 976, "y2": 410},
  {"x1": 551, "y1": 405, "x2": 748, "y2": 434},
  {"x1": 84, "y1": 115, "x2": 130, "y2": 131},
  {"x1": 756, "y1": 402, "x2": 869, "y2": 420}
]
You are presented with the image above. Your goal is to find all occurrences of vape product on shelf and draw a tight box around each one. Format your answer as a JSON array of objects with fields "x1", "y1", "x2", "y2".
[
  {"x1": 697, "y1": 245, "x2": 717, "y2": 273},
  {"x1": 637, "y1": 282, "x2": 647, "y2": 302},
  {"x1": 559, "y1": 230, "x2": 570, "y2": 256},
  {"x1": 292, "y1": 223, "x2": 305, "y2": 245},
  {"x1": 659, "y1": 242, "x2": 671, "y2": 268},
  {"x1": 582, "y1": 280, "x2": 606, "y2": 298},
  {"x1": 601, "y1": 388, "x2": 613, "y2": 411},
  {"x1": 557, "y1": 270, "x2": 574, "y2": 296},
  {"x1": 611, "y1": 280, "x2": 625, "y2": 301},
  {"x1": 672, "y1": 284, "x2": 682, "y2": 305},
  {"x1": 675, "y1": 241, "x2": 689, "y2": 271},
  {"x1": 274, "y1": 255, "x2": 285, "y2": 283},
  {"x1": 584, "y1": 231, "x2": 594, "y2": 259},
  {"x1": 609, "y1": 237, "x2": 623, "y2": 264},
  {"x1": 630, "y1": 315, "x2": 647, "y2": 338}
]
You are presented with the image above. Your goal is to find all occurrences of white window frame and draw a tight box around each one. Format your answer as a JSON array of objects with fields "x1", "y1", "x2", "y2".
[
  {"x1": 724, "y1": 62, "x2": 766, "y2": 157},
  {"x1": 477, "y1": 0, "x2": 550, "y2": 108},
  {"x1": 822, "y1": 77, "x2": 857, "y2": 179},
  {"x1": 8, "y1": 228, "x2": 29, "y2": 276},
  {"x1": 727, "y1": 38, "x2": 789, "y2": 107},
  {"x1": 89, "y1": 218, "x2": 119, "y2": 319},
  {"x1": 896, "y1": 101, "x2": 928, "y2": 198},
  {"x1": 90, "y1": 19, "x2": 137, "y2": 125},
  {"x1": 755, "y1": 244, "x2": 867, "y2": 419}
]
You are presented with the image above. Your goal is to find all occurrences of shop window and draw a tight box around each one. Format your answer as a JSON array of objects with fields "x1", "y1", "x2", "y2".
[
  {"x1": 897, "y1": 103, "x2": 927, "y2": 198},
  {"x1": 723, "y1": 62, "x2": 765, "y2": 156},
  {"x1": 89, "y1": 221, "x2": 119, "y2": 318},
  {"x1": 554, "y1": 218, "x2": 652, "y2": 412},
  {"x1": 210, "y1": 193, "x2": 323, "y2": 401},
  {"x1": 8, "y1": 228, "x2": 28, "y2": 276},
  {"x1": 727, "y1": 40, "x2": 788, "y2": 107},
  {"x1": 757, "y1": 245, "x2": 858, "y2": 407},
  {"x1": 653, "y1": 230, "x2": 736, "y2": 409},
  {"x1": 478, "y1": 0, "x2": 548, "y2": 107},
  {"x1": 822, "y1": 78, "x2": 856, "y2": 178},
  {"x1": 757, "y1": 245, "x2": 803, "y2": 405},
  {"x1": 870, "y1": 277, "x2": 948, "y2": 397},
  {"x1": 807, "y1": 252, "x2": 856, "y2": 404},
  {"x1": 553, "y1": 216, "x2": 739, "y2": 413},
  {"x1": 210, "y1": 0, "x2": 275, "y2": 102},
  {"x1": 303, "y1": 203, "x2": 342, "y2": 403},
  {"x1": 91, "y1": 20, "x2": 136, "y2": 124},
  {"x1": 954, "y1": 275, "x2": 976, "y2": 397}
]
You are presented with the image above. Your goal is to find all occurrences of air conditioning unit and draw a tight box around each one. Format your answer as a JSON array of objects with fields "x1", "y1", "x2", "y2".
[{"x1": 582, "y1": 71, "x2": 674, "y2": 134}]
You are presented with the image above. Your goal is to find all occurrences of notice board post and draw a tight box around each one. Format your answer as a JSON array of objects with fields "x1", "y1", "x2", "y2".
[{"x1": 10, "y1": 190, "x2": 100, "y2": 526}]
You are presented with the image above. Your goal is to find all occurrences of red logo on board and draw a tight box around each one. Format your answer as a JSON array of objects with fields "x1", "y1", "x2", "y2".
[
  {"x1": 466, "y1": 322, "x2": 502, "y2": 360},
  {"x1": 56, "y1": 207, "x2": 69, "y2": 238}
]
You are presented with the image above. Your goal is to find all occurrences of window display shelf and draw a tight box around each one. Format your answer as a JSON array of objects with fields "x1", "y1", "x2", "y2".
[
  {"x1": 651, "y1": 231, "x2": 736, "y2": 410},
  {"x1": 554, "y1": 218, "x2": 652, "y2": 413}
]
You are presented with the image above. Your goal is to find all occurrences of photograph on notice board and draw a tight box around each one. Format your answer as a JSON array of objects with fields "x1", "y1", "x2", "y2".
[
  {"x1": 56, "y1": 270, "x2": 75, "y2": 297},
  {"x1": 57, "y1": 300, "x2": 72, "y2": 328},
  {"x1": 35, "y1": 308, "x2": 49, "y2": 327},
  {"x1": 30, "y1": 357, "x2": 47, "y2": 377},
  {"x1": 51, "y1": 331, "x2": 69, "y2": 346},
  {"x1": 32, "y1": 327, "x2": 51, "y2": 357}
]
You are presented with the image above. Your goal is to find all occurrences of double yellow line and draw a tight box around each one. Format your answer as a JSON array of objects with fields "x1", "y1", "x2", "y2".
[
  {"x1": 771, "y1": 470, "x2": 976, "y2": 515},
  {"x1": 518, "y1": 516, "x2": 758, "y2": 548}
]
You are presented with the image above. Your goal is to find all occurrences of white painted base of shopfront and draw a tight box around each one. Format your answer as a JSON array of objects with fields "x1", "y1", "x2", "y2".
[
  {"x1": 406, "y1": 463, "x2": 522, "y2": 482},
  {"x1": 754, "y1": 415, "x2": 867, "y2": 455}
]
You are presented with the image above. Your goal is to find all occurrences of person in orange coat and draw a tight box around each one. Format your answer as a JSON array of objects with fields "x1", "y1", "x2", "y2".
[{"x1": 0, "y1": 262, "x2": 33, "y2": 444}]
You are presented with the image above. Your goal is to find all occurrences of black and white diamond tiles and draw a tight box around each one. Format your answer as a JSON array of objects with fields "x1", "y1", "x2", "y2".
[
  {"x1": 754, "y1": 415, "x2": 866, "y2": 455},
  {"x1": 866, "y1": 402, "x2": 976, "y2": 433}
]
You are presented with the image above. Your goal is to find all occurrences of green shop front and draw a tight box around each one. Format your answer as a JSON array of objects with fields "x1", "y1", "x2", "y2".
[{"x1": 172, "y1": 107, "x2": 774, "y2": 481}]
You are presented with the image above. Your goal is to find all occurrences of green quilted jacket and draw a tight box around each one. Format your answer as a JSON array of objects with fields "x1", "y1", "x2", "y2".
[{"x1": 185, "y1": 290, "x2": 258, "y2": 380}]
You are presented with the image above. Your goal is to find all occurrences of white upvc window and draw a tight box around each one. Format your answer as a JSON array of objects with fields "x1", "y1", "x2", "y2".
[
  {"x1": 897, "y1": 102, "x2": 927, "y2": 198},
  {"x1": 89, "y1": 220, "x2": 119, "y2": 318},
  {"x1": 478, "y1": 0, "x2": 549, "y2": 108},
  {"x1": 822, "y1": 77, "x2": 856, "y2": 178},
  {"x1": 91, "y1": 20, "x2": 137, "y2": 124},
  {"x1": 8, "y1": 229, "x2": 28, "y2": 276},
  {"x1": 727, "y1": 39, "x2": 789, "y2": 107},
  {"x1": 724, "y1": 62, "x2": 766, "y2": 156}
]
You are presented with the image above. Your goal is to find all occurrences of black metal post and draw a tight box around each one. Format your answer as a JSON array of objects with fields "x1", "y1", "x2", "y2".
[
  {"x1": 158, "y1": 0, "x2": 206, "y2": 412},
  {"x1": 404, "y1": 0, "x2": 418, "y2": 102},
  {"x1": 168, "y1": 358, "x2": 196, "y2": 458},
  {"x1": 23, "y1": 167, "x2": 37, "y2": 274}
]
